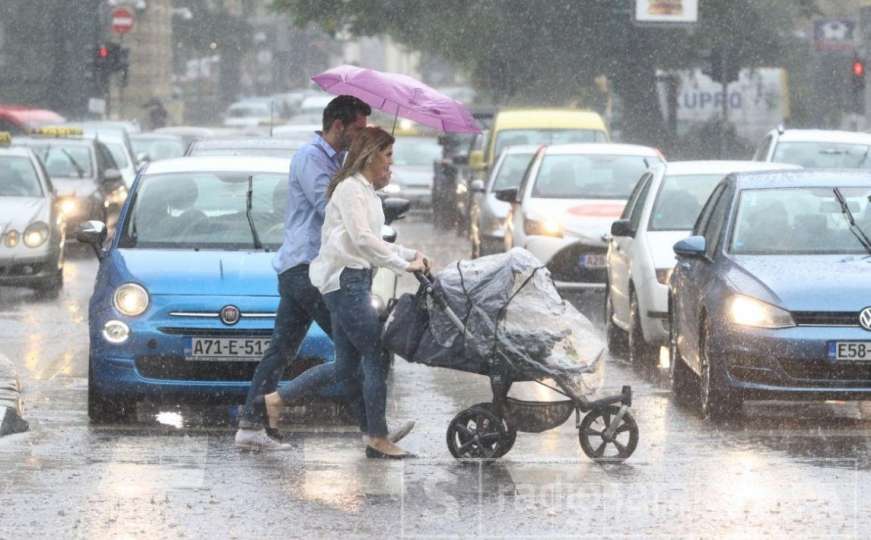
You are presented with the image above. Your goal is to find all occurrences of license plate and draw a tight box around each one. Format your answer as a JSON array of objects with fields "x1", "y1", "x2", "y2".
[
  {"x1": 184, "y1": 337, "x2": 270, "y2": 361},
  {"x1": 828, "y1": 341, "x2": 871, "y2": 361},
  {"x1": 578, "y1": 254, "x2": 607, "y2": 269}
]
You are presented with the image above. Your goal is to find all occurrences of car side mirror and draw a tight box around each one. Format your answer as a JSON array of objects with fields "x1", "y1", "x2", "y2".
[
  {"x1": 493, "y1": 187, "x2": 518, "y2": 203},
  {"x1": 673, "y1": 236, "x2": 706, "y2": 258},
  {"x1": 136, "y1": 152, "x2": 150, "y2": 164},
  {"x1": 76, "y1": 220, "x2": 107, "y2": 258},
  {"x1": 610, "y1": 219, "x2": 635, "y2": 238},
  {"x1": 382, "y1": 197, "x2": 411, "y2": 225},
  {"x1": 103, "y1": 168, "x2": 123, "y2": 184},
  {"x1": 468, "y1": 149, "x2": 485, "y2": 171},
  {"x1": 470, "y1": 179, "x2": 486, "y2": 193},
  {"x1": 381, "y1": 225, "x2": 397, "y2": 243}
]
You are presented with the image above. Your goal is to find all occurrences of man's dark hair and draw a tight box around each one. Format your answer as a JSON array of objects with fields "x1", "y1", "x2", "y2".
[{"x1": 322, "y1": 95, "x2": 372, "y2": 132}]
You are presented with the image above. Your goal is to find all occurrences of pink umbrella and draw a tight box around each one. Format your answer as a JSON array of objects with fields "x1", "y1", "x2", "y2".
[{"x1": 311, "y1": 65, "x2": 481, "y2": 134}]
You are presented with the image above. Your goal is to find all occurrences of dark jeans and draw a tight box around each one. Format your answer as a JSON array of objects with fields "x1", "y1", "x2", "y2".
[
  {"x1": 276, "y1": 268, "x2": 388, "y2": 436},
  {"x1": 239, "y1": 264, "x2": 339, "y2": 428}
]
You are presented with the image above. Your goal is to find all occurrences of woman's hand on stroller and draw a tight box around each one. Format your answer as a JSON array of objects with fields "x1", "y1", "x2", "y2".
[{"x1": 406, "y1": 253, "x2": 428, "y2": 273}]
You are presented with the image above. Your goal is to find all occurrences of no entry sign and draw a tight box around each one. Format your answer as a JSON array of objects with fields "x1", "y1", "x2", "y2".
[{"x1": 111, "y1": 7, "x2": 134, "y2": 34}]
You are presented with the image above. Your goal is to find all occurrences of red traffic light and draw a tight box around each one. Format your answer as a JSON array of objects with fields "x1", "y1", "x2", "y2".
[
  {"x1": 853, "y1": 58, "x2": 865, "y2": 78},
  {"x1": 98, "y1": 46, "x2": 109, "y2": 59}
]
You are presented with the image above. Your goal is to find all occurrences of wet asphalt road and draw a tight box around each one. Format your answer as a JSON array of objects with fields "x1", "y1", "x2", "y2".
[{"x1": 2, "y1": 215, "x2": 871, "y2": 538}]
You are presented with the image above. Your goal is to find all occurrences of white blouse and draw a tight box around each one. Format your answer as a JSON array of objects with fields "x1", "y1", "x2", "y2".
[{"x1": 309, "y1": 174, "x2": 416, "y2": 294}]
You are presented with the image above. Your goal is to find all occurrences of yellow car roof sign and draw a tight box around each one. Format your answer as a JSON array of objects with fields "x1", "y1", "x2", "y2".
[
  {"x1": 0, "y1": 132, "x2": 10, "y2": 145},
  {"x1": 29, "y1": 126, "x2": 84, "y2": 138}
]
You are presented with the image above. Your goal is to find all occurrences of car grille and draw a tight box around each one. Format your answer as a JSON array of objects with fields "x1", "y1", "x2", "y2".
[
  {"x1": 0, "y1": 262, "x2": 46, "y2": 278},
  {"x1": 157, "y1": 328, "x2": 274, "y2": 336},
  {"x1": 779, "y1": 358, "x2": 871, "y2": 384},
  {"x1": 546, "y1": 244, "x2": 607, "y2": 283},
  {"x1": 135, "y1": 355, "x2": 325, "y2": 382},
  {"x1": 792, "y1": 311, "x2": 859, "y2": 327}
]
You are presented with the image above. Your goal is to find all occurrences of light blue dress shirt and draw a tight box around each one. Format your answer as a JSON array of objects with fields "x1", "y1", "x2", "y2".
[{"x1": 273, "y1": 133, "x2": 345, "y2": 274}]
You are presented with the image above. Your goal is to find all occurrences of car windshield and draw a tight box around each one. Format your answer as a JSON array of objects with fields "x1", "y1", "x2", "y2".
[
  {"x1": 730, "y1": 186, "x2": 871, "y2": 255},
  {"x1": 392, "y1": 137, "x2": 441, "y2": 167},
  {"x1": 27, "y1": 143, "x2": 94, "y2": 179},
  {"x1": 0, "y1": 156, "x2": 42, "y2": 197},
  {"x1": 493, "y1": 129, "x2": 606, "y2": 159},
  {"x1": 131, "y1": 137, "x2": 187, "y2": 161},
  {"x1": 649, "y1": 174, "x2": 722, "y2": 230},
  {"x1": 492, "y1": 152, "x2": 534, "y2": 191},
  {"x1": 532, "y1": 154, "x2": 653, "y2": 199},
  {"x1": 772, "y1": 142, "x2": 871, "y2": 168},
  {"x1": 105, "y1": 142, "x2": 130, "y2": 167},
  {"x1": 228, "y1": 104, "x2": 271, "y2": 117},
  {"x1": 120, "y1": 171, "x2": 287, "y2": 250}
]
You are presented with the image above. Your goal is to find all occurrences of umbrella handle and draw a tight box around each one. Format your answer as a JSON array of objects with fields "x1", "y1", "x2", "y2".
[{"x1": 391, "y1": 110, "x2": 398, "y2": 136}]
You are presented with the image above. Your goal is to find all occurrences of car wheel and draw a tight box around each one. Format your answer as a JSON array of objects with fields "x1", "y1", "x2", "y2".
[
  {"x1": 88, "y1": 361, "x2": 134, "y2": 424},
  {"x1": 604, "y1": 286, "x2": 628, "y2": 356},
  {"x1": 699, "y1": 319, "x2": 742, "y2": 421},
  {"x1": 668, "y1": 299, "x2": 696, "y2": 404},
  {"x1": 628, "y1": 290, "x2": 659, "y2": 368}
]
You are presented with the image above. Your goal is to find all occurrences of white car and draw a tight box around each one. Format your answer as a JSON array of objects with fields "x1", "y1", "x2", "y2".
[
  {"x1": 605, "y1": 161, "x2": 800, "y2": 366},
  {"x1": 753, "y1": 128, "x2": 871, "y2": 168},
  {"x1": 384, "y1": 135, "x2": 441, "y2": 208},
  {"x1": 0, "y1": 141, "x2": 65, "y2": 296},
  {"x1": 501, "y1": 143, "x2": 663, "y2": 290}
]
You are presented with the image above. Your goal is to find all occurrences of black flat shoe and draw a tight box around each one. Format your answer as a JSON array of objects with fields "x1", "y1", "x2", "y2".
[
  {"x1": 366, "y1": 446, "x2": 415, "y2": 460},
  {"x1": 265, "y1": 427, "x2": 289, "y2": 443}
]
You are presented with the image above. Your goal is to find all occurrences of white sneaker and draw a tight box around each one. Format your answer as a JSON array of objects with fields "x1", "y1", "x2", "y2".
[{"x1": 235, "y1": 428, "x2": 293, "y2": 451}]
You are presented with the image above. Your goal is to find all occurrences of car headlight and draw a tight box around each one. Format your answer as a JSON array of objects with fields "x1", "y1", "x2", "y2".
[
  {"x1": 3, "y1": 229, "x2": 18, "y2": 248},
  {"x1": 59, "y1": 198, "x2": 81, "y2": 216},
  {"x1": 382, "y1": 183, "x2": 401, "y2": 195},
  {"x1": 23, "y1": 222, "x2": 50, "y2": 248},
  {"x1": 655, "y1": 267, "x2": 673, "y2": 285},
  {"x1": 524, "y1": 217, "x2": 563, "y2": 237},
  {"x1": 728, "y1": 295, "x2": 794, "y2": 329},
  {"x1": 113, "y1": 283, "x2": 150, "y2": 317}
]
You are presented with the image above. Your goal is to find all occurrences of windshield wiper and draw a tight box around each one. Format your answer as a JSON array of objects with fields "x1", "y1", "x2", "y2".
[
  {"x1": 245, "y1": 175, "x2": 263, "y2": 250},
  {"x1": 60, "y1": 149, "x2": 86, "y2": 178},
  {"x1": 833, "y1": 187, "x2": 871, "y2": 255}
]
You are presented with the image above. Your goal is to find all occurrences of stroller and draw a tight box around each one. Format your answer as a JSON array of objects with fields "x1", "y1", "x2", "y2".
[{"x1": 383, "y1": 249, "x2": 639, "y2": 462}]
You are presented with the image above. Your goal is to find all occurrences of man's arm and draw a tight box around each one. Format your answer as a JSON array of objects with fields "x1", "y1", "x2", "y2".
[{"x1": 295, "y1": 153, "x2": 332, "y2": 219}]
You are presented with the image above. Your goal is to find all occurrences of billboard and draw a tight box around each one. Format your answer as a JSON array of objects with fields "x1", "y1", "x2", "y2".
[{"x1": 635, "y1": 0, "x2": 698, "y2": 24}]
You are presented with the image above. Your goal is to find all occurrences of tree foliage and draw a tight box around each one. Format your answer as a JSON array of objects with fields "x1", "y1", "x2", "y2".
[{"x1": 273, "y1": 0, "x2": 817, "y2": 146}]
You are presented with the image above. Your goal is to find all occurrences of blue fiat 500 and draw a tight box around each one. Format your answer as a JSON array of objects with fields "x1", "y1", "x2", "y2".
[{"x1": 81, "y1": 156, "x2": 339, "y2": 422}]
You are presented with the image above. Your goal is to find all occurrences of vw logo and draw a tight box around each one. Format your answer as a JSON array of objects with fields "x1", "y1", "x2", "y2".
[
  {"x1": 220, "y1": 305, "x2": 241, "y2": 325},
  {"x1": 860, "y1": 308, "x2": 871, "y2": 332}
]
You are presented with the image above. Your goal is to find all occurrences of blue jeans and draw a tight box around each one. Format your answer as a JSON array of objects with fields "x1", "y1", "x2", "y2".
[
  {"x1": 239, "y1": 264, "x2": 357, "y2": 428},
  {"x1": 278, "y1": 268, "x2": 387, "y2": 437}
]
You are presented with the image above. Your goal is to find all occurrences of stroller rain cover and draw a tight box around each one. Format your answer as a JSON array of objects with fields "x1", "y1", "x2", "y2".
[{"x1": 383, "y1": 248, "x2": 604, "y2": 398}]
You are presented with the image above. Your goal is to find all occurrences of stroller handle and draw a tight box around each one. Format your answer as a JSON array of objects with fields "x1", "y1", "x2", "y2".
[{"x1": 413, "y1": 271, "x2": 434, "y2": 288}]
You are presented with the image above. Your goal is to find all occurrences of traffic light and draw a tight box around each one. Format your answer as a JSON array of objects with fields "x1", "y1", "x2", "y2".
[
  {"x1": 851, "y1": 56, "x2": 866, "y2": 114},
  {"x1": 90, "y1": 43, "x2": 130, "y2": 90}
]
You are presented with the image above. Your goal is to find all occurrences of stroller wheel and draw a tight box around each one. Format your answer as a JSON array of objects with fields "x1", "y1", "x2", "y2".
[
  {"x1": 578, "y1": 405, "x2": 639, "y2": 463},
  {"x1": 446, "y1": 405, "x2": 513, "y2": 460},
  {"x1": 470, "y1": 403, "x2": 516, "y2": 457}
]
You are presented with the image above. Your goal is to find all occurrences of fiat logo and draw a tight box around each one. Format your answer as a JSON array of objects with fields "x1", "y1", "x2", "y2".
[
  {"x1": 860, "y1": 308, "x2": 871, "y2": 332},
  {"x1": 220, "y1": 305, "x2": 241, "y2": 325}
]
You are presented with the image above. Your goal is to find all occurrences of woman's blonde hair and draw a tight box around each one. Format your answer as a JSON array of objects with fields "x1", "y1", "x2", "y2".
[{"x1": 327, "y1": 126, "x2": 395, "y2": 199}]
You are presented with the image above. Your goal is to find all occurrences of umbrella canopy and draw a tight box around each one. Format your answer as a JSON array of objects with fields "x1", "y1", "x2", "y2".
[{"x1": 312, "y1": 65, "x2": 481, "y2": 134}]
